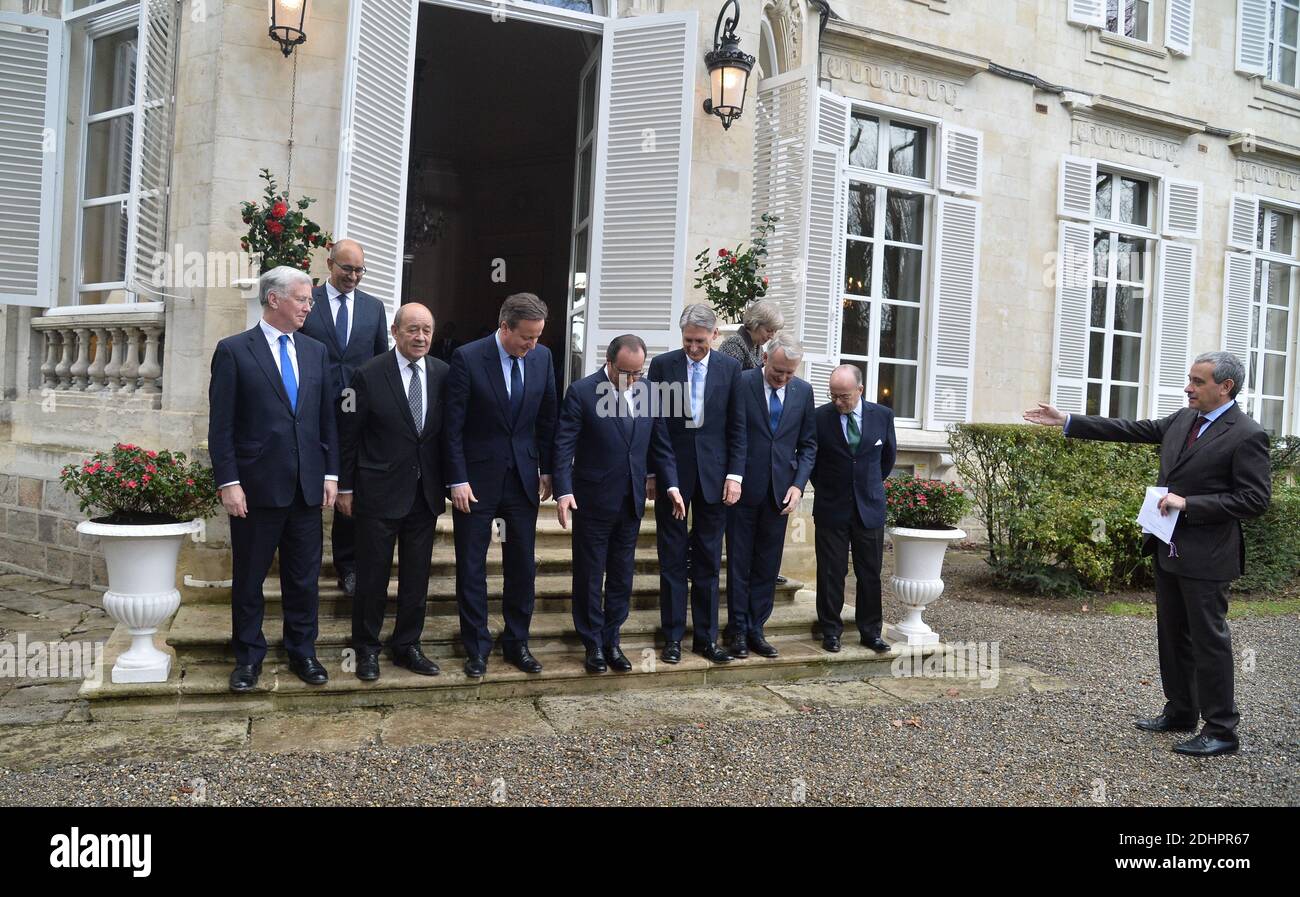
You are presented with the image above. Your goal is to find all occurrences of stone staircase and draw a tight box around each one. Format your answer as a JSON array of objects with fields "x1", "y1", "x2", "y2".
[{"x1": 81, "y1": 502, "x2": 931, "y2": 719}]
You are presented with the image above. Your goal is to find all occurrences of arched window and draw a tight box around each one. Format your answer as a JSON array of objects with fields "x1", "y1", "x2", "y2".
[{"x1": 758, "y1": 14, "x2": 780, "y2": 80}]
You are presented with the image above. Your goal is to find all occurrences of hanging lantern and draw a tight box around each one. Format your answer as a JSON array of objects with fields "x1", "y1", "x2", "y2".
[
  {"x1": 268, "y1": 0, "x2": 310, "y2": 58},
  {"x1": 702, "y1": 0, "x2": 754, "y2": 130}
]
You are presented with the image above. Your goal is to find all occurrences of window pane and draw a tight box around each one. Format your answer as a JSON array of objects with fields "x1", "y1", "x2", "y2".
[
  {"x1": 849, "y1": 113, "x2": 879, "y2": 170},
  {"x1": 83, "y1": 116, "x2": 134, "y2": 199},
  {"x1": 1087, "y1": 382, "x2": 1102, "y2": 415},
  {"x1": 1113, "y1": 285, "x2": 1144, "y2": 332},
  {"x1": 1088, "y1": 331, "x2": 1105, "y2": 379},
  {"x1": 1285, "y1": 4, "x2": 1299, "y2": 45},
  {"x1": 840, "y1": 300, "x2": 871, "y2": 356},
  {"x1": 1118, "y1": 177, "x2": 1149, "y2": 227},
  {"x1": 571, "y1": 227, "x2": 588, "y2": 308},
  {"x1": 1111, "y1": 334, "x2": 1142, "y2": 382},
  {"x1": 1265, "y1": 261, "x2": 1292, "y2": 305},
  {"x1": 1095, "y1": 173, "x2": 1112, "y2": 221},
  {"x1": 577, "y1": 145, "x2": 592, "y2": 221},
  {"x1": 887, "y1": 122, "x2": 927, "y2": 179},
  {"x1": 882, "y1": 246, "x2": 923, "y2": 301},
  {"x1": 877, "y1": 363, "x2": 917, "y2": 417},
  {"x1": 1110, "y1": 384, "x2": 1139, "y2": 419},
  {"x1": 1266, "y1": 308, "x2": 1288, "y2": 351},
  {"x1": 1282, "y1": 48, "x2": 1298, "y2": 88},
  {"x1": 1262, "y1": 210, "x2": 1296, "y2": 255},
  {"x1": 81, "y1": 203, "x2": 128, "y2": 285},
  {"x1": 844, "y1": 242, "x2": 872, "y2": 296},
  {"x1": 879, "y1": 303, "x2": 920, "y2": 360},
  {"x1": 1106, "y1": 0, "x2": 1120, "y2": 31},
  {"x1": 884, "y1": 191, "x2": 925, "y2": 243},
  {"x1": 1263, "y1": 353, "x2": 1287, "y2": 395},
  {"x1": 1130, "y1": 0, "x2": 1150, "y2": 41},
  {"x1": 847, "y1": 183, "x2": 875, "y2": 237},
  {"x1": 1249, "y1": 350, "x2": 1260, "y2": 389},
  {"x1": 1259, "y1": 398, "x2": 1284, "y2": 438},
  {"x1": 580, "y1": 69, "x2": 597, "y2": 138},
  {"x1": 568, "y1": 311, "x2": 584, "y2": 386},
  {"x1": 1251, "y1": 304, "x2": 1260, "y2": 349},
  {"x1": 89, "y1": 28, "x2": 137, "y2": 116},
  {"x1": 1091, "y1": 285, "x2": 1107, "y2": 327},
  {"x1": 1115, "y1": 235, "x2": 1146, "y2": 282}
]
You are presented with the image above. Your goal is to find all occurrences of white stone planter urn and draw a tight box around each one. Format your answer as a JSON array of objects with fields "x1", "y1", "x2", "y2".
[
  {"x1": 77, "y1": 519, "x2": 199, "y2": 683},
  {"x1": 884, "y1": 526, "x2": 966, "y2": 647}
]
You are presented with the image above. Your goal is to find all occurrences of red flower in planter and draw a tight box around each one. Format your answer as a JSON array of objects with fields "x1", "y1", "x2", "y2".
[
  {"x1": 271, "y1": 201, "x2": 288, "y2": 219},
  {"x1": 267, "y1": 220, "x2": 284, "y2": 236},
  {"x1": 125, "y1": 480, "x2": 137, "y2": 489},
  {"x1": 718, "y1": 248, "x2": 729, "y2": 258}
]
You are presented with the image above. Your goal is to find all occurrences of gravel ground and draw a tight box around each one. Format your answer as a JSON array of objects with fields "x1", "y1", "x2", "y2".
[{"x1": 1, "y1": 552, "x2": 1296, "y2": 807}]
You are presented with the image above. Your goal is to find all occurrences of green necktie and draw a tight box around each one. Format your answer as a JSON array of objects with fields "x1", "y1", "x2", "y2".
[{"x1": 846, "y1": 412, "x2": 860, "y2": 452}]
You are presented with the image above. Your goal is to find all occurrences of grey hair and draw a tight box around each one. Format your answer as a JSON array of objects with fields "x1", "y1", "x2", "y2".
[
  {"x1": 259, "y1": 266, "x2": 312, "y2": 307},
  {"x1": 830, "y1": 363, "x2": 864, "y2": 387},
  {"x1": 679, "y1": 303, "x2": 717, "y2": 332},
  {"x1": 764, "y1": 331, "x2": 803, "y2": 362},
  {"x1": 743, "y1": 300, "x2": 785, "y2": 333},
  {"x1": 1193, "y1": 351, "x2": 1246, "y2": 399}
]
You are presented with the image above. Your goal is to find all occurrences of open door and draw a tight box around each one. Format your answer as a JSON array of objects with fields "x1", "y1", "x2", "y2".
[{"x1": 564, "y1": 42, "x2": 599, "y2": 387}]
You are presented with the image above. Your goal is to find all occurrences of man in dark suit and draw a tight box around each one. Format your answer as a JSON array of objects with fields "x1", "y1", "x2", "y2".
[
  {"x1": 299, "y1": 238, "x2": 390, "y2": 598},
  {"x1": 554, "y1": 335, "x2": 683, "y2": 674},
  {"x1": 1025, "y1": 351, "x2": 1271, "y2": 757},
  {"x1": 648, "y1": 303, "x2": 746, "y2": 665},
  {"x1": 444, "y1": 293, "x2": 558, "y2": 679},
  {"x1": 208, "y1": 266, "x2": 339, "y2": 692},
  {"x1": 724, "y1": 333, "x2": 817, "y2": 660},
  {"x1": 810, "y1": 364, "x2": 896, "y2": 654},
  {"x1": 336, "y1": 303, "x2": 447, "y2": 681}
]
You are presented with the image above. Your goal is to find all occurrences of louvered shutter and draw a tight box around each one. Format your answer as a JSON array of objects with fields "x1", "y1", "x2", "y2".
[
  {"x1": 1165, "y1": 0, "x2": 1195, "y2": 56},
  {"x1": 801, "y1": 88, "x2": 850, "y2": 362},
  {"x1": 1227, "y1": 193, "x2": 1259, "y2": 250},
  {"x1": 584, "y1": 12, "x2": 696, "y2": 372},
  {"x1": 335, "y1": 0, "x2": 419, "y2": 326},
  {"x1": 1221, "y1": 252, "x2": 1255, "y2": 367},
  {"x1": 1235, "y1": 0, "x2": 1269, "y2": 76},
  {"x1": 1066, "y1": 0, "x2": 1105, "y2": 27},
  {"x1": 123, "y1": 0, "x2": 179, "y2": 300},
  {"x1": 807, "y1": 359, "x2": 839, "y2": 408},
  {"x1": 938, "y1": 124, "x2": 982, "y2": 197},
  {"x1": 1058, "y1": 155, "x2": 1096, "y2": 221},
  {"x1": 1151, "y1": 241, "x2": 1195, "y2": 416},
  {"x1": 0, "y1": 12, "x2": 63, "y2": 307},
  {"x1": 1051, "y1": 221, "x2": 1093, "y2": 412},
  {"x1": 1160, "y1": 178, "x2": 1202, "y2": 240},
  {"x1": 926, "y1": 197, "x2": 980, "y2": 429}
]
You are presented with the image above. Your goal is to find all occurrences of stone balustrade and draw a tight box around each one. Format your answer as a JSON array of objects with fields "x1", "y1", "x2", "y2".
[{"x1": 31, "y1": 303, "x2": 167, "y2": 401}]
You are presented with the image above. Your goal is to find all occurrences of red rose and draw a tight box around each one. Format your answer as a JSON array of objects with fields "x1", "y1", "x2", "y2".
[
  {"x1": 718, "y1": 249, "x2": 728, "y2": 258},
  {"x1": 147, "y1": 450, "x2": 157, "y2": 458},
  {"x1": 267, "y1": 220, "x2": 284, "y2": 236},
  {"x1": 271, "y1": 201, "x2": 288, "y2": 219},
  {"x1": 762, "y1": 276, "x2": 769, "y2": 285}
]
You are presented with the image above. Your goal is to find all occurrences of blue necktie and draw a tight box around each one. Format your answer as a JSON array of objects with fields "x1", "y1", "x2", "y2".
[
  {"x1": 335, "y1": 294, "x2": 349, "y2": 352},
  {"x1": 509, "y1": 355, "x2": 523, "y2": 424},
  {"x1": 279, "y1": 334, "x2": 297, "y2": 413},
  {"x1": 691, "y1": 361, "x2": 704, "y2": 426},
  {"x1": 769, "y1": 387, "x2": 782, "y2": 435}
]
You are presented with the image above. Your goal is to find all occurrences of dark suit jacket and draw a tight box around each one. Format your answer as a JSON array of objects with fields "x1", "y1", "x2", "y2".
[
  {"x1": 443, "y1": 333, "x2": 558, "y2": 506},
  {"x1": 810, "y1": 399, "x2": 896, "y2": 527},
  {"x1": 553, "y1": 368, "x2": 654, "y2": 518},
  {"x1": 1065, "y1": 404, "x2": 1271, "y2": 580},
  {"x1": 208, "y1": 325, "x2": 338, "y2": 508},
  {"x1": 338, "y1": 349, "x2": 448, "y2": 519},
  {"x1": 736, "y1": 369, "x2": 817, "y2": 507},
  {"x1": 647, "y1": 348, "x2": 746, "y2": 503},
  {"x1": 300, "y1": 285, "x2": 389, "y2": 400}
]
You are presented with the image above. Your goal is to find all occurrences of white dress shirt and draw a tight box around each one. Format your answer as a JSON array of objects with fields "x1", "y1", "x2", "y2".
[{"x1": 326, "y1": 282, "x2": 353, "y2": 348}]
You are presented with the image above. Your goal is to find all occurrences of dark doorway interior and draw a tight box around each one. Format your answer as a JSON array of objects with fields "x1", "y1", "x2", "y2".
[{"x1": 402, "y1": 4, "x2": 593, "y2": 377}]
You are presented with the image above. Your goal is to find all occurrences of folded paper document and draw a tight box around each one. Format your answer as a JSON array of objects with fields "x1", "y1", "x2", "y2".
[{"x1": 1137, "y1": 486, "x2": 1178, "y2": 545}]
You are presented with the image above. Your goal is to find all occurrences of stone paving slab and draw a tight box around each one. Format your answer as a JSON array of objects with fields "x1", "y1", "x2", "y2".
[
  {"x1": 765, "y1": 680, "x2": 905, "y2": 710},
  {"x1": 0, "y1": 717, "x2": 251, "y2": 772},
  {"x1": 380, "y1": 701, "x2": 554, "y2": 746},
  {"x1": 250, "y1": 709, "x2": 385, "y2": 753},
  {"x1": 537, "y1": 685, "x2": 796, "y2": 735}
]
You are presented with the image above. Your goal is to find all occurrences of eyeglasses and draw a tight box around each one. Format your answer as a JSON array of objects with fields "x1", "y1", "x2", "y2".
[
  {"x1": 830, "y1": 392, "x2": 861, "y2": 402},
  {"x1": 614, "y1": 367, "x2": 645, "y2": 380},
  {"x1": 334, "y1": 264, "x2": 366, "y2": 276}
]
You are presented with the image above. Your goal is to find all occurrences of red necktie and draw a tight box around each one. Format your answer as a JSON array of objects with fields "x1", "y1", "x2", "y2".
[{"x1": 1184, "y1": 414, "x2": 1207, "y2": 451}]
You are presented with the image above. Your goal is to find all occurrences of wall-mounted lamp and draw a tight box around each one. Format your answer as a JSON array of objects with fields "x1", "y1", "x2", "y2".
[
  {"x1": 702, "y1": 0, "x2": 754, "y2": 130},
  {"x1": 269, "y1": 0, "x2": 310, "y2": 57}
]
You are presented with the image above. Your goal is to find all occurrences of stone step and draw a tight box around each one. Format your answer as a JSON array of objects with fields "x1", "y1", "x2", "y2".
[
  {"x1": 281, "y1": 545, "x2": 672, "y2": 582},
  {"x1": 166, "y1": 593, "x2": 845, "y2": 663},
  {"x1": 82, "y1": 629, "x2": 915, "y2": 719}
]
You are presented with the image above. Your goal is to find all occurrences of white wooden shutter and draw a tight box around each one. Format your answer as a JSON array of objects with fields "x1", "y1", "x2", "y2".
[
  {"x1": 585, "y1": 12, "x2": 696, "y2": 372},
  {"x1": 1160, "y1": 178, "x2": 1202, "y2": 240},
  {"x1": 807, "y1": 359, "x2": 839, "y2": 408},
  {"x1": 1221, "y1": 252, "x2": 1255, "y2": 366},
  {"x1": 1227, "y1": 192, "x2": 1259, "y2": 250},
  {"x1": 801, "y1": 88, "x2": 850, "y2": 361},
  {"x1": 123, "y1": 0, "x2": 179, "y2": 300},
  {"x1": 1066, "y1": 0, "x2": 1105, "y2": 27},
  {"x1": 938, "y1": 124, "x2": 983, "y2": 197},
  {"x1": 1051, "y1": 221, "x2": 1094, "y2": 412},
  {"x1": 926, "y1": 197, "x2": 980, "y2": 429},
  {"x1": 0, "y1": 12, "x2": 63, "y2": 307},
  {"x1": 1151, "y1": 241, "x2": 1195, "y2": 416},
  {"x1": 1235, "y1": 0, "x2": 1270, "y2": 75},
  {"x1": 1058, "y1": 155, "x2": 1096, "y2": 221},
  {"x1": 1165, "y1": 0, "x2": 1195, "y2": 56},
  {"x1": 814, "y1": 85, "x2": 851, "y2": 148},
  {"x1": 335, "y1": 0, "x2": 419, "y2": 325}
]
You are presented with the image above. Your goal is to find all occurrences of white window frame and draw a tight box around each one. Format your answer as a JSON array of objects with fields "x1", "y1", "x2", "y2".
[
  {"x1": 1105, "y1": 0, "x2": 1153, "y2": 42},
  {"x1": 1243, "y1": 199, "x2": 1300, "y2": 436},
  {"x1": 1267, "y1": 0, "x2": 1300, "y2": 87}
]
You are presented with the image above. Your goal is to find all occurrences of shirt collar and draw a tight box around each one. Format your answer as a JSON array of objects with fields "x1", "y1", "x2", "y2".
[
  {"x1": 1201, "y1": 399, "x2": 1235, "y2": 423},
  {"x1": 494, "y1": 331, "x2": 518, "y2": 364},
  {"x1": 259, "y1": 318, "x2": 294, "y2": 342},
  {"x1": 326, "y1": 282, "x2": 352, "y2": 303},
  {"x1": 397, "y1": 350, "x2": 424, "y2": 372},
  {"x1": 689, "y1": 352, "x2": 708, "y2": 370}
]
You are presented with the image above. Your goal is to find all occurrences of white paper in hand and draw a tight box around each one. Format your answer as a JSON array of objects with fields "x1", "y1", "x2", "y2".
[{"x1": 1136, "y1": 486, "x2": 1178, "y2": 545}]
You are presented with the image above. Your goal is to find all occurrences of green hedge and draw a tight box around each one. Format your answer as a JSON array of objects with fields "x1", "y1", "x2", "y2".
[{"x1": 1237, "y1": 483, "x2": 1300, "y2": 593}]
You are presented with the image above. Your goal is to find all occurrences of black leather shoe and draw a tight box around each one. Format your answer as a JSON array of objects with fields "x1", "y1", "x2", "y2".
[
  {"x1": 662, "y1": 641, "x2": 681, "y2": 664},
  {"x1": 861, "y1": 634, "x2": 891, "y2": 652},
  {"x1": 1135, "y1": 713, "x2": 1198, "y2": 733},
  {"x1": 775, "y1": 574, "x2": 788, "y2": 585},
  {"x1": 1172, "y1": 732, "x2": 1240, "y2": 757},
  {"x1": 748, "y1": 634, "x2": 780, "y2": 658},
  {"x1": 229, "y1": 663, "x2": 261, "y2": 692},
  {"x1": 505, "y1": 646, "x2": 543, "y2": 674},
  {"x1": 356, "y1": 652, "x2": 380, "y2": 681},
  {"x1": 605, "y1": 644, "x2": 632, "y2": 672},
  {"x1": 584, "y1": 648, "x2": 608, "y2": 674},
  {"x1": 463, "y1": 655, "x2": 487, "y2": 678},
  {"x1": 390, "y1": 645, "x2": 440, "y2": 676},
  {"x1": 726, "y1": 633, "x2": 749, "y2": 659},
  {"x1": 694, "y1": 642, "x2": 732, "y2": 664},
  {"x1": 338, "y1": 572, "x2": 356, "y2": 598},
  {"x1": 289, "y1": 656, "x2": 328, "y2": 685},
  {"x1": 821, "y1": 635, "x2": 841, "y2": 653}
]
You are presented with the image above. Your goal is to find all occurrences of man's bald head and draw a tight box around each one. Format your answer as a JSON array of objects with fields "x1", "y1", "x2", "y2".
[
  {"x1": 828, "y1": 364, "x2": 864, "y2": 414},
  {"x1": 392, "y1": 302, "x2": 434, "y2": 362},
  {"x1": 327, "y1": 239, "x2": 366, "y2": 293}
]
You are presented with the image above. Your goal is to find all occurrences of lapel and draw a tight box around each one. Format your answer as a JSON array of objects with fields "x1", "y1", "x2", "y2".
[
  {"x1": 853, "y1": 399, "x2": 871, "y2": 456},
  {"x1": 481, "y1": 335, "x2": 513, "y2": 427},
  {"x1": 381, "y1": 349, "x2": 420, "y2": 440},
  {"x1": 1169, "y1": 403, "x2": 1237, "y2": 474},
  {"x1": 702, "y1": 350, "x2": 722, "y2": 418},
  {"x1": 247, "y1": 326, "x2": 295, "y2": 415},
  {"x1": 750, "y1": 373, "x2": 770, "y2": 440},
  {"x1": 313, "y1": 286, "x2": 343, "y2": 356}
]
